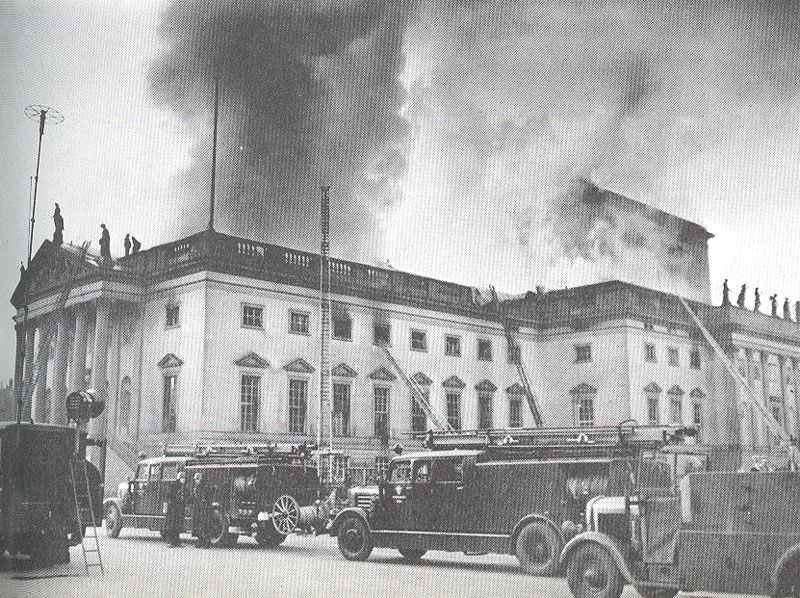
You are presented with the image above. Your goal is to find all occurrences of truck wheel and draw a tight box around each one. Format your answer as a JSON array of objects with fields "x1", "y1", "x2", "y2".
[
  {"x1": 566, "y1": 544, "x2": 624, "y2": 598},
  {"x1": 775, "y1": 555, "x2": 800, "y2": 598},
  {"x1": 635, "y1": 588, "x2": 677, "y2": 598},
  {"x1": 337, "y1": 516, "x2": 373, "y2": 561},
  {"x1": 104, "y1": 503, "x2": 123, "y2": 538},
  {"x1": 516, "y1": 521, "x2": 562, "y2": 576},
  {"x1": 398, "y1": 548, "x2": 426, "y2": 562},
  {"x1": 256, "y1": 526, "x2": 287, "y2": 548}
]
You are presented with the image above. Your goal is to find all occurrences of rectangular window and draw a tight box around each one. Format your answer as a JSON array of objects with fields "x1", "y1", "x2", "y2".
[
  {"x1": 373, "y1": 386, "x2": 390, "y2": 438},
  {"x1": 670, "y1": 395, "x2": 682, "y2": 424},
  {"x1": 508, "y1": 397, "x2": 522, "y2": 428},
  {"x1": 411, "y1": 392, "x2": 428, "y2": 433},
  {"x1": 575, "y1": 344, "x2": 592, "y2": 363},
  {"x1": 240, "y1": 374, "x2": 260, "y2": 432},
  {"x1": 242, "y1": 304, "x2": 264, "y2": 329},
  {"x1": 333, "y1": 317, "x2": 352, "y2": 341},
  {"x1": 692, "y1": 402, "x2": 702, "y2": 427},
  {"x1": 410, "y1": 329, "x2": 427, "y2": 352},
  {"x1": 373, "y1": 322, "x2": 391, "y2": 346},
  {"x1": 644, "y1": 343, "x2": 657, "y2": 363},
  {"x1": 507, "y1": 342, "x2": 521, "y2": 365},
  {"x1": 289, "y1": 310, "x2": 310, "y2": 335},
  {"x1": 165, "y1": 304, "x2": 179, "y2": 328},
  {"x1": 445, "y1": 335, "x2": 461, "y2": 357},
  {"x1": 477, "y1": 339, "x2": 492, "y2": 361},
  {"x1": 446, "y1": 392, "x2": 461, "y2": 430},
  {"x1": 668, "y1": 347, "x2": 679, "y2": 367},
  {"x1": 332, "y1": 383, "x2": 351, "y2": 436},
  {"x1": 575, "y1": 392, "x2": 595, "y2": 427},
  {"x1": 288, "y1": 379, "x2": 307, "y2": 434},
  {"x1": 478, "y1": 392, "x2": 493, "y2": 429},
  {"x1": 162, "y1": 375, "x2": 177, "y2": 433},
  {"x1": 690, "y1": 350, "x2": 701, "y2": 369},
  {"x1": 646, "y1": 394, "x2": 659, "y2": 425}
]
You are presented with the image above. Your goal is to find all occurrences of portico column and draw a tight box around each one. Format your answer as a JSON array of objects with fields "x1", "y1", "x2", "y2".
[
  {"x1": 13, "y1": 324, "x2": 24, "y2": 416},
  {"x1": 88, "y1": 298, "x2": 112, "y2": 479},
  {"x1": 70, "y1": 305, "x2": 89, "y2": 393},
  {"x1": 21, "y1": 324, "x2": 36, "y2": 420},
  {"x1": 32, "y1": 317, "x2": 52, "y2": 423},
  {"x1": 50, "y1": 312, "x2": 70, "y2": 425}
]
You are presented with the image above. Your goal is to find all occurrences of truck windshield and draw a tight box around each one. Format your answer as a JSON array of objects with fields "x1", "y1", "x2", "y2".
[{"x1": 387, "y1": 461, "x2": 411, "y2": 483}]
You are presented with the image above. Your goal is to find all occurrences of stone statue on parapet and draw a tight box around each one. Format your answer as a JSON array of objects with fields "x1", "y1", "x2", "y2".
[
  {"x1": 736, "y1": 284, "x2": 746, "y2": 308},
  {"x1": 784, "y1": 298, "x2": 792, "y2": 321},
  {"x1": 99, "y1": 224, "x2": 111, "y2": 264},
  {"x1": 753, "y1": 288, "x2": 761, "y2": 313},
  {"x1": 53, "y1": 203, "x2": 64, "y2": 246},
  {"x1": 722, "y1": 279, "x2": 730, "y2": 306},
  {"x1": 124, "y1": 233, "x2": 131, "y2": 257},
  {"x1": 131, "y1": 236, "x2": 141, "y2": 254},
  {"x1": 770, "y1": 294, "x2": 778, "y2": 317}
]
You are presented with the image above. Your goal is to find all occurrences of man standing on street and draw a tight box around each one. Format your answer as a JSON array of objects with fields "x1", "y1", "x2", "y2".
[
  {"x1": 163, "y1": 471, "x2": 185, "y2": 547},
  {"x1": 192, "y1": 472, "x2": 212, "y2": 548}
]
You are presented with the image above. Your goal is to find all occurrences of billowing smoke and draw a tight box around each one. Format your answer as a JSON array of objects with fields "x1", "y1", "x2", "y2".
[{"x1": 149, "y1": 0, "x2": 414, "y2": 259}]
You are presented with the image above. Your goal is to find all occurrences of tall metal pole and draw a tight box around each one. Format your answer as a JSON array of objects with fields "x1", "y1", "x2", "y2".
[
  {"x1": 319, "y1": 186, "x2": 332, "y2": 481},
  {"x1": 208, "y1": 78, "x2": 220, "y2": 231},
  {"x1": 18, "y1": 105, "x2": 64, "y2": 424}
]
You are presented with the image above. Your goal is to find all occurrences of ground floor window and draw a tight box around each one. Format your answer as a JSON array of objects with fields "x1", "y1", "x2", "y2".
[
  {"x1": 446, "y1": 392, "x2": 461, "y2": 430},
  {"x1": 240, "y1": 374, "x2": 260, "y2": 432},
  {"x1": 333, "y1": 382, "x2": 351, "y2": 436},
  {"x1": 478, "y1": 392, "x2": 493, "y2": 430},
  {"x1": 692, "y1": 401, "x2": 702, "y2": 427},
  {"x1": 508, "y1": 396, "x2": 522, "y2": 428},
  {"x1": 162, "y1": 374, "x2": 177, "y2": 433},
  {"x1": 289, "y1": 378, "x2": 307, "y2": 434},
  {"x1": 374, "y1": 386, "x2": 389, "y2": 438},
  {"x1": 411, "y1": 392, "x2": 428, "y2": 433},
  {"x1": 574, "y1": 392, "x2": 594, "y2": 427},
  {"x1": 669, "y1": 394, "x2": 683, "y2": 425},
  {"x1": 646, "y1": 393, "x2": 660, "y2": 426}
]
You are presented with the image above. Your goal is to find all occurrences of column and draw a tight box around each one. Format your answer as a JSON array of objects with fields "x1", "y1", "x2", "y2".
[
  {"x1": 32, "y1": 318, "x2": 51, "y2": 423},
  {"x1": 792, "y1": 358, "x2": 800, "y2": 441},
  {"x1": 70, "y1": 305, "x2": 89, "y2": 393},
  {"x1": 21, "y1": 324, "x2": 36, "y2": 420},
  {"x1": 13, "y1": 324, "x2": 24, "y2": 418},
  {"x1": 88, "y1": 299, "x2": 112, "y2": 477},
  {"x1": 50, "y1": 313, "x2": 70, "y2": 425}
]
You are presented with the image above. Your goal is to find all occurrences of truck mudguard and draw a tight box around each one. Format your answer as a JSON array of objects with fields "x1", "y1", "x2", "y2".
[
  {"x1": 771, "y1": 542, "x2": 800, "y2": 596},
  {"x1": 560, "y1": 531, "x2": 637, "y2": 582},
  {"x1": 327, "y1": 507, "x2": 371, "y2": 536},
  {"x1": 511, "y1": 514, "x2": 564, "y2": 546}
]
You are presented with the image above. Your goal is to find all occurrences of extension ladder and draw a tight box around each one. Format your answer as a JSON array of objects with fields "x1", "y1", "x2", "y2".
[{"x1": 69, "y1": 457, "x2": 104, "y2": 576}]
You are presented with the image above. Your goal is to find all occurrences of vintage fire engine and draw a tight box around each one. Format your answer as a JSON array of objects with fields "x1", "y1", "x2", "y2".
[
  {"x1": 328, "y1": 423, "x2": 697, "y2": 575},
  {"x1": 560, "y1": 448, "x2": 800, "y2": 598},
  {"x1": 104, "y1": 442, "x2": 326, "y2": 546}
]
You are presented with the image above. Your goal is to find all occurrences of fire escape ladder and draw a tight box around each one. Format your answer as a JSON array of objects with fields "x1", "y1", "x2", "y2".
[{"x1": 380, "y1": 345, "x2": 451, "y2": 431}]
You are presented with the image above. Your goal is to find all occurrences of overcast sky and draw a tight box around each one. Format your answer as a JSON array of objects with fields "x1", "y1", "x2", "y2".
[{"x1": 2, "y1": 0, "x2": 800, "y2": 382}]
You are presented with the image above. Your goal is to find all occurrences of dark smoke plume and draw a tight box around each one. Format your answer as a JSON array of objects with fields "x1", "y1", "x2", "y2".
[{"x1": 149, "y1": 1, "x2": 413, "y2": 259}]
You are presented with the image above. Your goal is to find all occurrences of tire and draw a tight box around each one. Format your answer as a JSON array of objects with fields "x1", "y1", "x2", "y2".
[
  {"x1": 398, "y1": 547, "x2": 426, "y2": 562},
  {"x1": 516, "y1": 520, "x2": 563, "y2": 576},
  {"x1": 337, "y1": 516, "x2": 373, "y2": 561},
  {"x1": 207, "y1": 510, "x2": 227, "y2": 546},
  {"x1": 255, "y1": 526, "x2": 287, "y2": 548},
  {"x1": 105, "y1": 503, "x2": 123, "y2": 538},
  {"x1": 566, "y1": 544, "x2": 624, "y2": 598},
  {"x1": 635, "y1": 588, "x2": 677, "y2": 598},
  {"x1": 775, "y1": 556, "x2": 800, "y2": 598}
]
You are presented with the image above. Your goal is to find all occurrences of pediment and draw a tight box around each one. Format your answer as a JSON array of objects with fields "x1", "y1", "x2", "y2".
[
  {"x1": 158, "y1": 353, "x2": 184, "y2": 369},
  {"x1": 331, "y1": 363, "x2": 357, "y2": 378},
  {"x1": 368, "y1": 366, "x2": 396, "y2": 382},
  {"x1": 505, "y1": 382, "x2": 526, "y2": 395},
  {"x1": 475, "y1": 379, "x2": 497, "y2": 392},
  {"x1": 689, "y1": 387, "x2": 706, "y2": 399},
  {"x1": 442, "y1": 375, "x2": 466, "y2": 389},
  {"x1": 643, "y1": 382, "x2": 662, "y2": 393},
  {"x1": 411, "y1": 372, "x2": 432, "y2": 386},
  {"x1": 283, "y1": 358, "x2": 315, "y2": 374},
  {"x1": 667, "y1": 385, "x2": 685, "y2": 396},
  {"x1": 570, "y1": 382, "x2": 597, "y2": 395},
  {"x1": 235, "y1": 352, "x2": 269, "y2": 369}
]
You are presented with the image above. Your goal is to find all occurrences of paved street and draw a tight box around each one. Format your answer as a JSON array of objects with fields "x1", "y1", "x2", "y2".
[{"x1": 0, "y1": 528, "x2": 623, "y2": 598}]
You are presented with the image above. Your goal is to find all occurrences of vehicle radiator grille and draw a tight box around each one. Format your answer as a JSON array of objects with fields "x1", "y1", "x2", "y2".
[{"x1": 354, "y1": 494, "x2": 375, "y2": 510}]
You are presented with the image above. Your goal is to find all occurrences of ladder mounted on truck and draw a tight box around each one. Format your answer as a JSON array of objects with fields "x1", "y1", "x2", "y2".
[
  {"x1": 678, "y1": 296, "x2": 800, "y2": 468},
  {"x1": 380, "y1": 344, "x2": 452, "y2": 431},
  {"x1": 421, "y1": 422, "x2": 698, "y2": 459},
  {"x1": 489, "y1": 286, "x2": 543, "y2": 426},
  {"x1": 70, "y1": 455, "x2": 104, "y2": 576},
  {"x1": 163, "y1": 441, "x2": 316, "y2": 463}
]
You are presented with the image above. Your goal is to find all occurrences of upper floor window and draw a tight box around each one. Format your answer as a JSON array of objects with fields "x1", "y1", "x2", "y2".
[
  {"x1": 411, "y1": 392, "x2": 428, "y2": 433},
  {"x1": 668, "y1": 392, "x2": 683, "y2": 424},
  {"x1": 445, "y1": 335, "x2": 461, "y2": 357},
  {"x1": 374, "y1": 386, "x2": 390, "y2": 439},
  {"x1": 571, "y1": 384, "x2": 596, "y2": 427},
  {"x1": 690, "y1": 350, "x2": 701, "y2": 369},
  {"x1": 644, "y1": 343, "x2": 657, "y2": 363},
  {"x1": 411, "y1": 329, "x2": 428, "y2": 352},
  {"x1": 373, "y1": 322, "x2": 391, "y2": 346},
  {"x1": 162, "y1": 374, "x2": 177, "y2": 433},
  {"x1": 165, "y1": 304, "x2": 180, "y2": 328},
  {"x1": 478, "y1": 392, "x2": 493, "y2": 429},
  {"x1": 446, "y1": 392, "x2": 462, "y2": 431},
  {"x1": 332, "y1": 382, "x2": 351, "y2": 436},
  {"x1": 575, "y1": 344, "x2": 592, "y2": 363},
  {"x1": 289, "y1": 310, "x2": 310, "y2": 335},
  {"x1": 508, "y1": 396, "x2": 523, "y2": 428},
  {"x1": 668, "y1": 347, "x2": 679, "y2": 367},
  {"x1": 242, "y1": 304, "x2": 264, "y2": 329},
  {"x1": 477, "y1": 339, "x2": 493, "y2": 361},
  {"x1": 333, "y1": 317, "x2": 352, "y2": 341},
  {"x1": 288, "y1": 378, "x2": 307, "y2": 434}
]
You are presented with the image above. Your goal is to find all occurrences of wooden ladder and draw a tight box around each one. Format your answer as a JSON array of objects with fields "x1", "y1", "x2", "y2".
[{"x1": 69, "y1": 456, "x2": 104, "y2": 576}]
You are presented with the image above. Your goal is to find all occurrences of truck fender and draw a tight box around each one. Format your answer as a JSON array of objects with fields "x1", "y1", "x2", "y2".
[
  {"x1": 560, "y1": 531, "x2": 636, "y2": 583},
  {"x1": 103, "y1": 497, "x2": 123, "y2": 513},
  {"x1": 327, "y1": 507, "x2": 371, "y2": 537},
  {"x1": 771, "y1": 542, "x2": 800, "y2": 596},
  {"x1": 510, "y1": 514, "x2": 564, "y2": 547}
]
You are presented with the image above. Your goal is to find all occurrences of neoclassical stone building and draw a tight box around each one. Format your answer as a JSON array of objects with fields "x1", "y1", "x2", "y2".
[{"x1": 11, "y1": 198, "x2": 800, "y2": 485}]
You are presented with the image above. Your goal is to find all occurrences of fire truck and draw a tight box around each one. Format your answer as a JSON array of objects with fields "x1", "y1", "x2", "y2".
[{"x1": 328, "y1": 422, "x2": 699, "y2": 575}]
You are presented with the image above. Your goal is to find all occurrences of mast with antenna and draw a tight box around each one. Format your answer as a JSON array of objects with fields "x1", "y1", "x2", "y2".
[
  {"x1": 208, "y1": 77, "x2": 220, "y2": 231},
  {"x1": 318, "y1": 186, "x2": 333, "y2": 482}
]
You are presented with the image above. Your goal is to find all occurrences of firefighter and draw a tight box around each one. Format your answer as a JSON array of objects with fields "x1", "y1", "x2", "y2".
[
  {"x1": 192, "y1": 472, "x2": 212, "y2": 548},
  {"x1": 162, "y1": 472, "x2": 185, "y2": 547}
]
